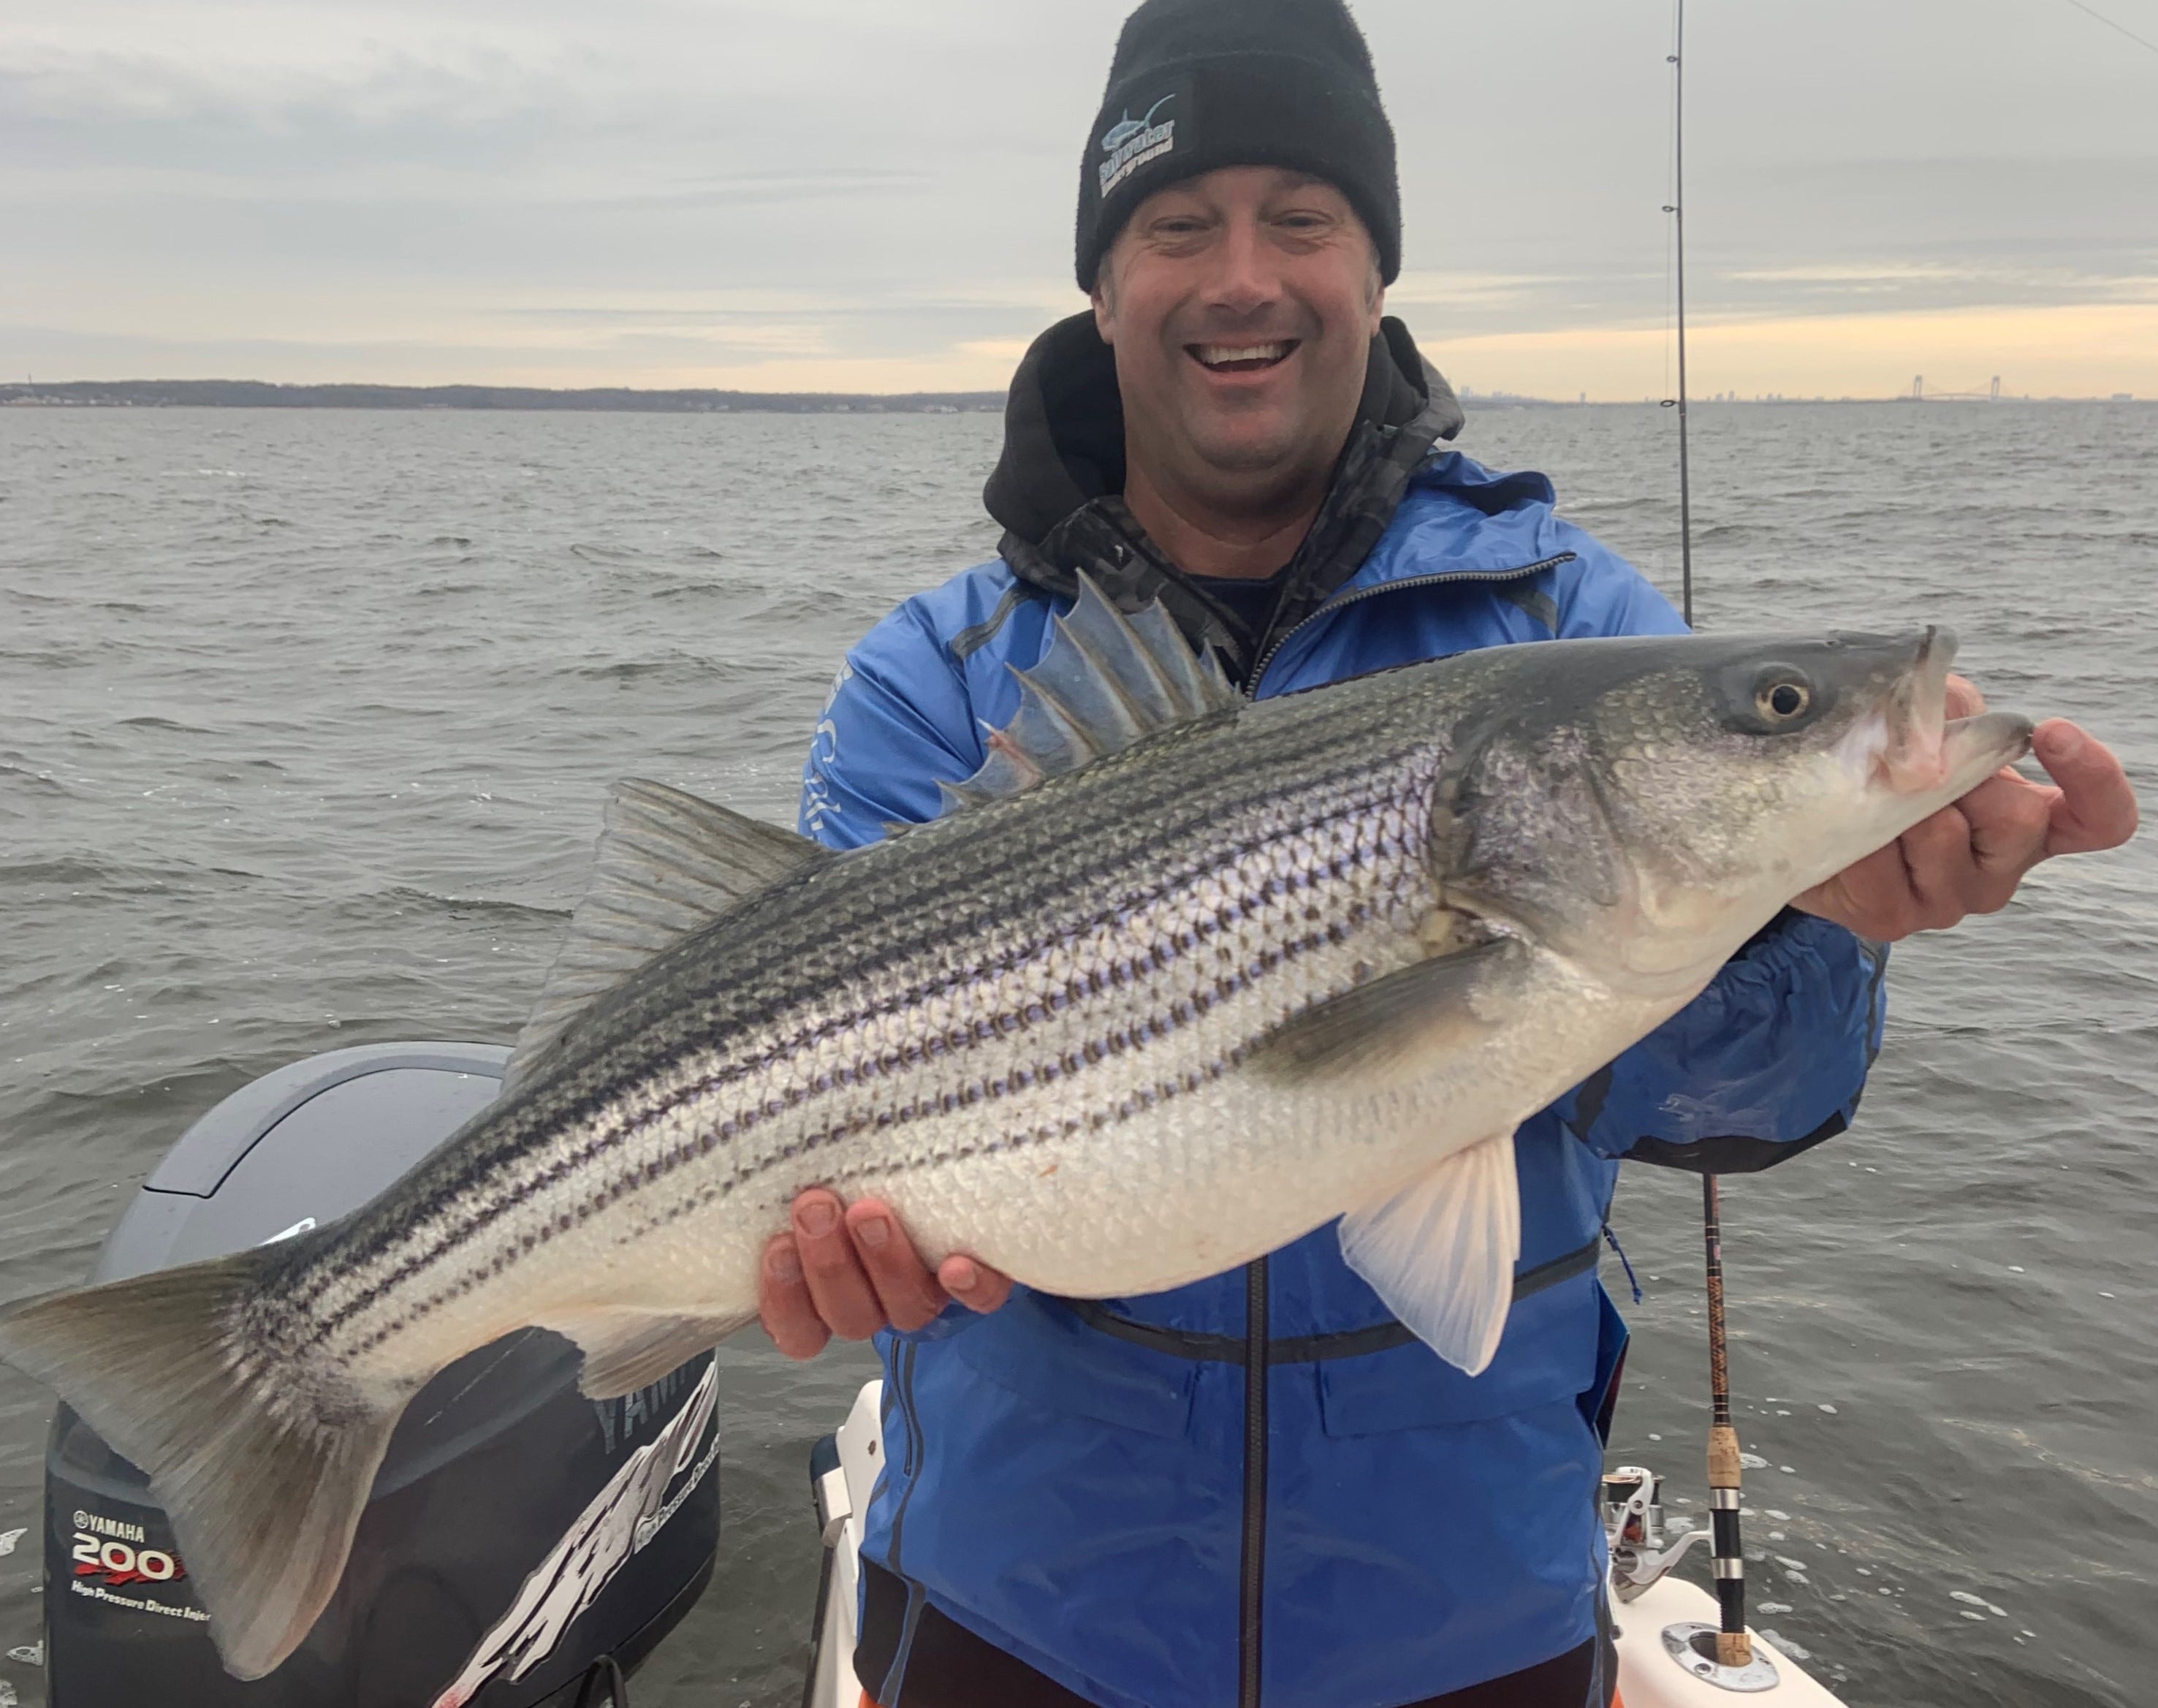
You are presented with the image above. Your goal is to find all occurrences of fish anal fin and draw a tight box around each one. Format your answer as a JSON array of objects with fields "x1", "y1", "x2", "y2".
[
  {"x1": 506, "y1": 780, "x2": 834, "y2": 1090},
  {"x1": 940, "y1": 572, "x2": 1239, "y2": 815},
  {"x1": 1247, "y1": 935, "x2": 1526, "y2": 1087},
  {"x1": 556, "y1": 1311, "x2": 750, "y2": 1400},
  {"x1": 0, "y1": 1250, "x2": 403, "y2": 1680},
  {"x1": 1340, "y1": 1132, "x2": 1521, "y2": 1376}
]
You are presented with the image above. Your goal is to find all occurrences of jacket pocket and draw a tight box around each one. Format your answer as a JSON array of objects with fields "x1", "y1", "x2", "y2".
[
  {"x1": 950, "y1": 1288, "x2": 1198, "y2": 1440},
  {"x1": 1318, "y1": 1272, "x2": 1603, "y2": 1436}
]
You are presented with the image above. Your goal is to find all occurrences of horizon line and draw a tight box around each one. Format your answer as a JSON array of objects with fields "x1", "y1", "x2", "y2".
[{"x1": 0, "y1": 378, "x2": 2143, "y2": 410}]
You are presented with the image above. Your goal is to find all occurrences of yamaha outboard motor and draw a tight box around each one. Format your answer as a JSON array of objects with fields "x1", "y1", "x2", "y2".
[{"x1": 42, "y1": 1042, "x2": 719, "y2": 1707}]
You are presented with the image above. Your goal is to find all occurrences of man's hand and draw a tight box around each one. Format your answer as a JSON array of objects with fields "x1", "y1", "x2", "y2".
[
  {"x1": 759, "y1": 1188, "x2": 1015, "y2": 1360},
  {"x1": 1795, "y1": 676, "x2": 2138, "y2": 941}
]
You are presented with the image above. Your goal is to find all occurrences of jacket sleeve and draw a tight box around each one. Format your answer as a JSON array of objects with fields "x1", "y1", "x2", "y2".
[
  {"x1": 798, "y1": 599, "x2": 984, "y2": 851},
  {"x1": 1546, "y1": 527, "x2": 1889, "y2": 1172}
]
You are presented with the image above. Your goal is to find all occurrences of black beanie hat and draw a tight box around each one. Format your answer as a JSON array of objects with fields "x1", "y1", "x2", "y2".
[{"x1": 1075, "y1": 0, "x2": 1399, "y2": 293}]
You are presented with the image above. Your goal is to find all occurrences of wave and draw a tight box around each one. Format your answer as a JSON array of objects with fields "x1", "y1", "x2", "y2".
[
  {"x1": 0, "y1": 855, "x2": 265, "y2": 892},
  {"x1": 362, "y1": 885, "x2": 571, "y2": 928},
  {"x1": 563, "y1": 653, "x2": 728, "y2": 684},
  {"x1": 0, "y1": 762, "x2": 69, "y2": 795}
]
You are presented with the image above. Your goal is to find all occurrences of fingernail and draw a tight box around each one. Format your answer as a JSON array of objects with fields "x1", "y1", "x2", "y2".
[
  {"x1": 769, "y1": 1243, "x2": 802, "y2": 1283},
  {"x1": 796, "y1": 1199, "x2": 837, "y2": 1238},
  {"x1": 2048, "y1": 726, "x2": 2084, "y2": 759},
  {"x1": 855, "y1": 1213, "x2": 889, "y2": 1250},
  {"x1": 946, "y1": 1257, "x2": 979, "y2": 1292}
]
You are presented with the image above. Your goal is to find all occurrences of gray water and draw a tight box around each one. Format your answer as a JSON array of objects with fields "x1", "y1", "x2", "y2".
[{"x1": 0, "y1": 402, "x2": 2151, "y2": 1708}]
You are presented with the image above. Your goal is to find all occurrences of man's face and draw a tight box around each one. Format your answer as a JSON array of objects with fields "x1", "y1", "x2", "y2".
[{"x1": 1092, "y1": 165, "x2": 1383, "y2": 508}]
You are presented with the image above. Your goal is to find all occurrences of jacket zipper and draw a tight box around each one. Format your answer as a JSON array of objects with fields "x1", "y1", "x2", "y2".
[
  {"x1": 1228, "y1": 553, "x2": 1575, "y2": 1702},
  {"x1": 1238, "y1": 1256, "x2": 1269, "y2": 1708},
  {"x1": 885, "y1": 1342, "x2": 923, "y2": 1576},
  {"x1": 1243, "y1": 555, "x2": 1578, "y2": 697}
]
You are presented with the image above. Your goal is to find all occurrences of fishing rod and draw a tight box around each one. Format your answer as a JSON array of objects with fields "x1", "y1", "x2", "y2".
[
  {"x1": 1701, "y1": 1177, "x2": 1751, "y2": 1666},
  {"x1": 1667, "y1": 0, "x2": 1752, "y2": 1669},
  {"x1": 1668, "y1": 0, "x2": 1695, "y2": 631}
]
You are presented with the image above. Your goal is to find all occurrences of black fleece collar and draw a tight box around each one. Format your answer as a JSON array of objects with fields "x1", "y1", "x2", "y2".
[{"x1": 981, "y1": 312, "x2": 1465, "y2": 681}]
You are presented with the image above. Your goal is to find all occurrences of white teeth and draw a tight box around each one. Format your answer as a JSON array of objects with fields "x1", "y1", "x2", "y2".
[{"x1": 1196, "y1": 343, "x2": 1290, "y2": 367}]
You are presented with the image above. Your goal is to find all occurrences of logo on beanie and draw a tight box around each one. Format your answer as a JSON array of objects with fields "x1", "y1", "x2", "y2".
[{"x1": 1098, "y1": 92, "x2": 1177, "y2": 197}]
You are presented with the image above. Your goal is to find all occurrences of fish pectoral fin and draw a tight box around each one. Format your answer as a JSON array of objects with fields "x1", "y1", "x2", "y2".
[
  {"x1": 0, "y1": 1249, "x2": 403, "y2": 1681},
  {"x1": 506, "y1": 779, "x2": 835, "y2": 1091},
  {"x1": 1246, "y1": 936, "x2": 1526, "y2": 1087},
  {"x1": 1338, "y1": 1131, "x2": 1521, "y2": 1376},
  {"x1": 555, "y1": 1310, "x2": 751, "y2": 1400}
]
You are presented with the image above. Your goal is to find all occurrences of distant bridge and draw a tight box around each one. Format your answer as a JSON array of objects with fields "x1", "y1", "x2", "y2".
[{"x1": 1903, "y1": 374, "x2": 2003, "y2": 402}]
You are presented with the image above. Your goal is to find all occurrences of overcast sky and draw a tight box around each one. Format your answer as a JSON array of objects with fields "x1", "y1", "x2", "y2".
[{"x1": 4, "y1": 0, "x2": 2154, "y2": 398}]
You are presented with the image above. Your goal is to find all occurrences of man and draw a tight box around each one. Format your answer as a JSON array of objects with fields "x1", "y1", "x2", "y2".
[{"x1": 765, "y1": 3, "x2": 2136, "y2": 1705}]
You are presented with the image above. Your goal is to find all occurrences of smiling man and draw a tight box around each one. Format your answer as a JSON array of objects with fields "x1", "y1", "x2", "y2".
[{"x1": 770, "y1": 3, "x2": 2136, "y2": 1707}]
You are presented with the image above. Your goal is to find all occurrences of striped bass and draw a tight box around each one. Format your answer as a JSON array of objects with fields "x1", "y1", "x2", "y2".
[{"x1": 0, "y1": 579, "x2": 2032, "y2": 1679}]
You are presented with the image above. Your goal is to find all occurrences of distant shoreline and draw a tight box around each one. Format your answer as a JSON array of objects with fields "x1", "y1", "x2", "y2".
[
  {"x1": 0, "y1": 380, "x2": 1008, "y2": 414},
  {"x1": 0, "y1": 380, "x2": 2138, "y2": 411}
]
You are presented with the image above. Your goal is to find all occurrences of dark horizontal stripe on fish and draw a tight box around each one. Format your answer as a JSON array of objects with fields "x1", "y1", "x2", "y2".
[
  {"x1": 309, "y1": 766, "x2": 1409, "y2": 1302},
  {"x1": 376, "y1": 817, "x2": 1387, "y2": 1261},
  {"x1": 303, "y1": 674, "x2": 1462, "y2": 1333},
  {"x1": 641, "y1": 1053, "x2": 1249, "y2": 1242},
  {"x1": 300, "y1": 776, "x2": 1430, "y2": 1326},
  {"x1": 342, "y1": 1050, "x2": 1250, "y2": 1361},
  {"x1": 324, "y1": 901, "x2": 1386, "y2": 1351}
]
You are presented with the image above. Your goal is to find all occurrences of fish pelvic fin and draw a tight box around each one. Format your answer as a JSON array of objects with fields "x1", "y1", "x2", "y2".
[
  {"x1": 1339, "y1": 1131, "x2": 1521, "y2": 1376},
  {"x1": 507, "y1": 779, "x2": 836, "y2": 1090},
  {"x1": 0, "y1": 1252, "x2": 401, "y2": 1681},
  {"x1": 550, "y1": 1309, "x2": 754, "y2": 1400},
  {"x1": 947, "y1": 572, "x2": 1239, "y2": 812},
  {"x1": 1246, "y1": 935, "x2": 1527, "y2": 1088}
]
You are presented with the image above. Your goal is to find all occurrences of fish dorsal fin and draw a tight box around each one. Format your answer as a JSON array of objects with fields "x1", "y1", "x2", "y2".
[
  {"x1": 505, "y1": 779, "x2": 832, "y2": 1090},
  {"x1": 940, "y1": 572, "x2": 1238, "y2": 814}
]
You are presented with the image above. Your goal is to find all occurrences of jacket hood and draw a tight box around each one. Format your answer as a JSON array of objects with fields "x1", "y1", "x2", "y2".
[{"x1": 981, "y1": 311, "x2": 1466, "y2": 677}]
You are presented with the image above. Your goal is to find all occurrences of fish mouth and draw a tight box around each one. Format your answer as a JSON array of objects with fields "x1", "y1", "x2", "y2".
[
  {"x1": 1874, "y1": 626, "x2": 2033, "y2": 795},
  {"x1": 1877, "y1": 625, "x2": 1954, "y2": 792}
]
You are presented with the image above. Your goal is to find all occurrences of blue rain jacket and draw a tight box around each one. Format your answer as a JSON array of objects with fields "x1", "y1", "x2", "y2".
[{"x1": 797, "y1": 448, "x2": 1885, "y2": 1708}]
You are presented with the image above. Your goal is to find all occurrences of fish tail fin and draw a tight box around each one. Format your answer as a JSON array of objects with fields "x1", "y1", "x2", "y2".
[{"x1": 0, "y1": 1250, "x2": 403, "y2": 1680}]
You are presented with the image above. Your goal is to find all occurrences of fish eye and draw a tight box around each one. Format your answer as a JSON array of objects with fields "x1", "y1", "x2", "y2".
[{"x1": 1754, "y1": 677, "x2": 1812, "y2": 721}]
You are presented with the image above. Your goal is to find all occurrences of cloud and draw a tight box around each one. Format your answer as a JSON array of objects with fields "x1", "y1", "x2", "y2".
[{"x1": 4, "y1": 0, "x2": 2155, "y2": 394}]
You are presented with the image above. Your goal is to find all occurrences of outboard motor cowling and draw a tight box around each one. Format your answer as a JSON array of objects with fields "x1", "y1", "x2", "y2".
[{"x1": 42, "y1": 1043, "x2": 719, "y2": 1707}]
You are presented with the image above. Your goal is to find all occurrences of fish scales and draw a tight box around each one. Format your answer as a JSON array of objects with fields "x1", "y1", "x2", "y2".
[{"x1": 284, "y1": 671, "x2": 1464, "y2": 1379}]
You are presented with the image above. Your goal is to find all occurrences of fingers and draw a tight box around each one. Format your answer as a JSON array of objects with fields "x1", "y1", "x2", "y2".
[
  {"x1": 938, "y1": 1253, "x2": 1017, "y2": 1314},
  {"x1": 759, "y1": 1235, "x2": 831, "y2": 1361},
  {"x1": 843, "y1": 1199, "x2": 951, "y2": 1333},
  {"x1": 1943, "y1": 673, "x2": 1987, "y2": 721},
  {"x1": 1793, "y1": 811, "x2": 1976, "y2": 940},
  {"x1": 757, "y1": 1189, "x2": 1015, "y2": 1359},
  {"x1": 2029, "y1": 721, "x2": 2139, "y2": 857},
  {"x1": 1797, "y1": 714, "x2": 2136, "y2": 944},
  {"x1": 1892, "y1": 806, "x2": 1979, "y2": 934},
  {"x1": 1953, "y1": 770, "x2": 2052, "y2": 906},
  {"x1": 790, "y1": 1190, "x2": 897, "y2": 1343}
]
